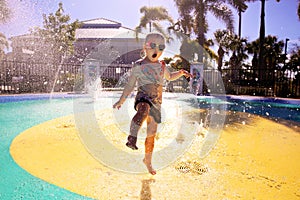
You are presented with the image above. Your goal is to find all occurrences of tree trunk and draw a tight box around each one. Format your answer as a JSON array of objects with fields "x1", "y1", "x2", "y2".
[
  {"x1": 238, "y1": 9, "x2": 242, "y2": 38},
  {"x1": 258, "y1": 0, "x2": 266, "y2": 85},
  {"x1": 196, "y1": 0, "x2": 205, "y2": 63},
  {"x1": 50, "y1": 53, "x2": 66, "y2": 93},
  {"x1": 217, "y1": 47, "x2": 225, "y2": 72}
]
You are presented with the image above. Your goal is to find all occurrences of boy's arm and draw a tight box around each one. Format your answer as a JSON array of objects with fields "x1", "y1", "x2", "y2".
[
  {"x1": 120, "y1": 74, "x2": 137, "y2": 103},
  {"x1": 162, "y1": 61, "x2": 193, "y2": 81},
  {"x1": 113, "y1": 73, "x2": 137, "y2": 109}
]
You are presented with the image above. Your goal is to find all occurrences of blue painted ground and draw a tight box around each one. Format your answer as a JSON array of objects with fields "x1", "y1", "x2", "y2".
[
  {"x1": 196, "y1": 95, "x2": 300, "y2": 122},
  {"x1": 0, "y1": 94, "x2": 92, "y2": 200}
]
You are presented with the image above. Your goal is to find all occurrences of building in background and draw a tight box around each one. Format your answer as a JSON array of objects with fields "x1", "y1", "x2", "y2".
[
  {"x1": 74, "y1": 18, "x2": 145, "y2": 65},
  {"x1": 8, "y1": 18, "x2": 145, "y2": 65},
  {"x1": 1, "y1": 18, "x2": 145, "y2": 93}
]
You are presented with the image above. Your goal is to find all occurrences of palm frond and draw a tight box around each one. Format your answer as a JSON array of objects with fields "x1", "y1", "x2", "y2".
[
  {"x1": 152, "y1": 22, "x2": 172, "y2": 42},
  {"x1": 226, "y1": 0, "x2": 248, "y2": 12},
  {"x1": 0, "y1": 0, "x2": 11, "y2": 24},
  {"x1": 208, "y1": 2, "x2": 235, "y2": 32},
  {"x1": 174, "y1": 0, "x2": 195, "y2": 17},
  {"x1": 135, "y1": 6, "x2": 174, "y2": 41},
  {"x1": 0, "y1": 32, "x2": 9, "y2": 49}
]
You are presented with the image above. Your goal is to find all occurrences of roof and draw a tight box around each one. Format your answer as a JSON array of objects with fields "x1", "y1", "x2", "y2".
[
  {"x1": 76, "y1": 27, "x2": 139, "y2": 39},
  {"x1": 80, "y1": 18, "x2": 122, "y2": 29},
  {"x1": 10, "y1": 18, "x2": 145, "y2": 40},
  {"x1": 76, "y1": 18, "x2": 145, "y2": 40},
  {"x1": 10, "y1": 33, "x2": 40, "y2": 40}
]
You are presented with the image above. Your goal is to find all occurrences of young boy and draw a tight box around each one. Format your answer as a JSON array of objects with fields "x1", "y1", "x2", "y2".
[{"x1": 113, "y1": 33, "x2": 192, "y2": 175}]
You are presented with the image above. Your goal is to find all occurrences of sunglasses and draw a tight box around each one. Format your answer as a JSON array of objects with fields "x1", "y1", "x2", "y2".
[{"x1": 146, "y1": 42, "x2": 166, "y2": 51}]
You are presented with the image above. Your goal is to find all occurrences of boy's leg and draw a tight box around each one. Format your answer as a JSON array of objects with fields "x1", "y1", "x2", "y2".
[
  {"x1": 143, "y1": 116, "x2": 157, "y2": 175},
  {"x1": 126, "y1": 102, "x2": 150, "y2": 150}
]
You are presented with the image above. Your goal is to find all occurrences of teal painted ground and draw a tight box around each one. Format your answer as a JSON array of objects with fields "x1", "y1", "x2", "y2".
[{"x1": 0, "y1": 97, "x2": 92, "y2": 200}]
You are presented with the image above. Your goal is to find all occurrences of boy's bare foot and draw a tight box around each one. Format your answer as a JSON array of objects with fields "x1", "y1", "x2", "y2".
[{"x1": 143, "y1": 158, "x2": 156, "y2": 175}]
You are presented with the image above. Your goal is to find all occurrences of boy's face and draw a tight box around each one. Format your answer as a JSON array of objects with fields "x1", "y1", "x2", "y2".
[{"x1": 144, "y1": 37, "x2": 165, "y2": 62}]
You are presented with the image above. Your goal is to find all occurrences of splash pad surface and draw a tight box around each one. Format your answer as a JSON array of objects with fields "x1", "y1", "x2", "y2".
[
  {"x1": 1, "y1": 93, "x2": 300, "y2": 199},
  {"x1": 0, "y1": 94, "x2": 89, "y2": 200}
]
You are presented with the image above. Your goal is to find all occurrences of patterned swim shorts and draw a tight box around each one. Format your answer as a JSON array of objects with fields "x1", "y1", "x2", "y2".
[{"x1": 134, "y1": 91, "x2": 162, "y2": 123}]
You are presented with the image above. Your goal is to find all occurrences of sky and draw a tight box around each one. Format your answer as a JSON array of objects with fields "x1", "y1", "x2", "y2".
[{"x1": 0, "y1": 0, "x2": 299, "y2": 53}]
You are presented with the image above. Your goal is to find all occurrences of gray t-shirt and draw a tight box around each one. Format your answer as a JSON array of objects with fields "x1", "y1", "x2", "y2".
[
  {"x1": 131, "y1": 60, "x2": 165, "y2": 88},
  {"x1": 130, "y1": 59, "x2": 166, "y2": 123}
]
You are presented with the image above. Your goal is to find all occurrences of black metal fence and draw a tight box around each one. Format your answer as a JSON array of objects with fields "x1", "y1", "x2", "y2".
[
  {"x1": 0, "y1": 60, "x2": 299, "y2": 98},
  {"x1": 0, "y1": 60, "x2": 132, "y2": 93},
  {"x1": 221, "y1": 68, "x2": 300, "y2": 97},
  {"x1": 0, "y1": 60, "x2": 83, "y2": 93}
]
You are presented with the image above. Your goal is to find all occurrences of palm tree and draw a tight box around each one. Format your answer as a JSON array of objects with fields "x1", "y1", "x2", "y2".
[
  {"x1": 264, "y1": 35, "x2": 284, "y2": 69},
  {"x1": 174, "y1": 0, "x2": 246, "y2": 62},
  {"x1": 288, "y1": 44, "x2": 300, "y2": 72},
  {"x1": 246, "y1": 39, "x2": 260, "y2": 84},
  {"x1": 227, "y1": 34, "x2": 249, "y2": 83},
  {"x1": 0, "y1": 32, "x2": 8, "y2": 60},
  {"x1": 245, "y1": 0, "x2": 280, "y2": 83},
  {"x1": 0, "y1": 0, "x2": 11, "y2": 23},
  {"x1": 264, "y1": 36, "x2": 284, "y2": 84},
  {"x1": 214, "y1": 29, "x2": 248, "y2": 70},
  {"x1": 298, "y1": 0, "x2": 300, "y2": 20},
  {"x1": 135, "y1": 6, "x2": 174, "y2": 40},
  {"x1": 258, "y1": 0, "x2": 267, "y2": 77},
  {"x1": 287, "y1": 45, "x2": 300, "y2": 96},
  {"x1": 261, "y1": 35, "x2": 284, "y2": 93},
  {"x1": 180, "y1": 37, "x2": 201, "y2": 62},
  {"x1": 0, "y1": 0, "x2": 11, "y2": 60},
  {"x1": 247, "y1": 35, "x2": 284, "y2": 88},
  {"x1": 203, "y1": 39, "x2": 218, "y2": 66},
  {"x1": 226, "y1": 0, "x2": 249, "y2": 37},
  {"x1": 213, "y1": 29, "x2": 231, "y2": 71}
]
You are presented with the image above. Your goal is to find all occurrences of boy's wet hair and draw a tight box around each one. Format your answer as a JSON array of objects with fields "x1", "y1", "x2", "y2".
[{"x1": 145, "y1": 33, "x2": 165, "y2": 43}]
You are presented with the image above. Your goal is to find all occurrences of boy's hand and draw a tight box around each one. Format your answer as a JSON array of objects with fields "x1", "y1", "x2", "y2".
[
  {"x1": 181, "y1": 69, "x2": 193, "y2": 78},
  {"x1": 160, "y1": 60, "x2": 166, "y2": 66},
  {"x1": 113, "y1": 101, "x2": 122, "y2": 109}
]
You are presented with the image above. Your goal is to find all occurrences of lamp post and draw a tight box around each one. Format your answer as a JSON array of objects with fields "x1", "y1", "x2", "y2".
[
  {"x1": 284, "y1": 38, "x2": 290, "y2": 69},
  {"x1": 238, "y1": 9, "x2": 243, "y2": 38},
  {"x1": 277, "y1": 38, "x2": 289, "y2": 96}
]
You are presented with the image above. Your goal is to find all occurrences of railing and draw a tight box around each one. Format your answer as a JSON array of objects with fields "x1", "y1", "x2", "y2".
[
  {"x1": 0, "y1": 60, "x2": 83, "y2": 93},
  {"x1": 221, "y1": 68, "x2": 300, "y2": 97},
  {"x1": 0, "y1": 60, "x2": 132, "y2": 93},
  {"x1": 0, "y1": 60, "x2": 299, "y2": 98}
]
